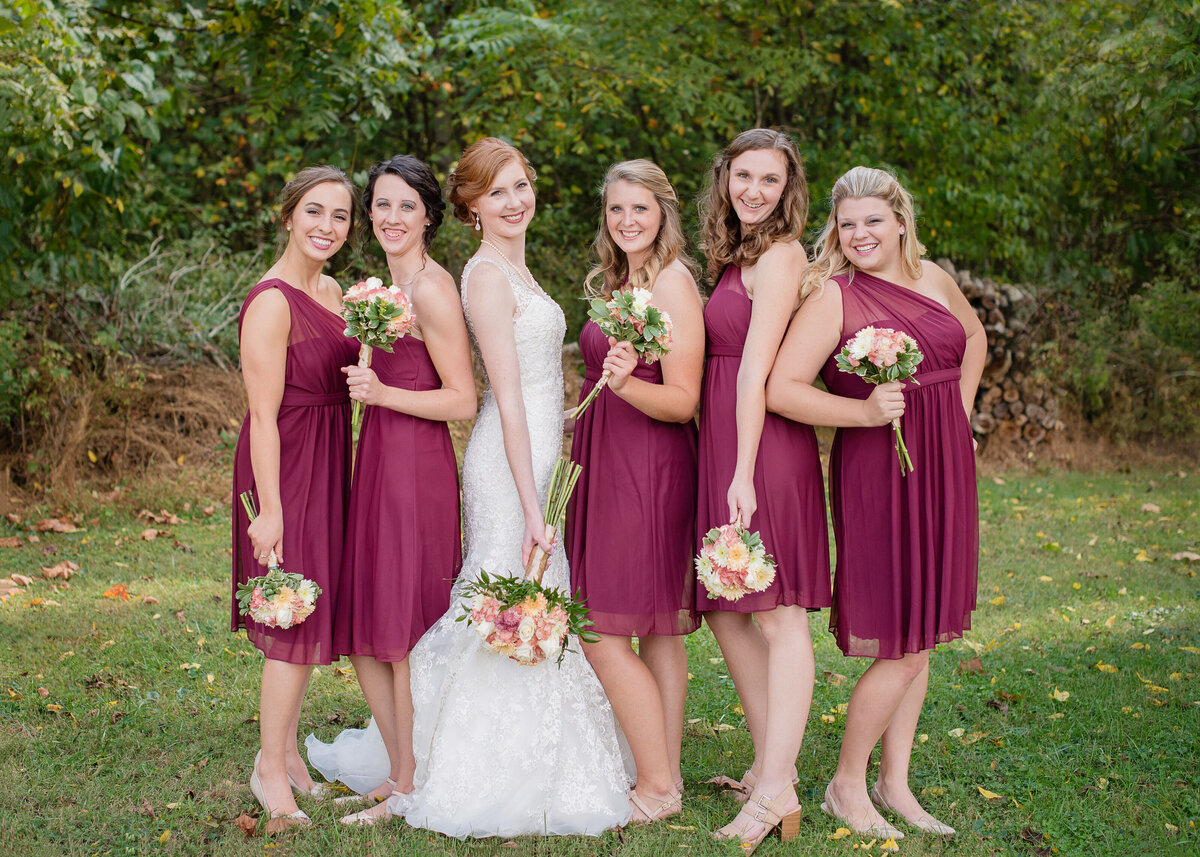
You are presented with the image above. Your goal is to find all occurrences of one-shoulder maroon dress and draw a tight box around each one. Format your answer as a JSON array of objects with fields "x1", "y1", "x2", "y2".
[
  {"x1": 231, "y1": 279, "x2": 360, "y2": 665},
  {"x1": 567, "y1": 319, "x2": 700, "y2": 637},
  {"x1": 819, "y1": 271, "x2": 978, "y2": 659},
  {"x1": 332, "y1": 334, "x2": 462, "y2": 660},
  {"x1": 695, "y1": 266, "x2": 831, "y2": 613}
]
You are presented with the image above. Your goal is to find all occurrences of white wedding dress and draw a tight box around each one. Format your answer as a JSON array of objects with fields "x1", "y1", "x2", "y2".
[{"x1": 307, "y1": 256, "x2": 633, "y2": 837}]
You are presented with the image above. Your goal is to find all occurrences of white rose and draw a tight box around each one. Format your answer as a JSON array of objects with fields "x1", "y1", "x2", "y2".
[
  {"x1": 475, "y1": 620, "x2": 494, "y2": 639},
  {"x1": 630, "y1": 288, "x2": 653, "y2": 314},
  {"x1": 274, "y1": 604, "x2": 294, "y2": 628},
  {"x1": 538, "y1": 636, "x2": 562, "y2": 658},
  {"x1": 514, "y1": 643, "x2": 536, "y2": 664},
  {"x1": 518, "y1": 616, "x2": 536, "y2": 642},
  {"x1": 365, "y1": 276, "x2": 383, "y2": 289}
]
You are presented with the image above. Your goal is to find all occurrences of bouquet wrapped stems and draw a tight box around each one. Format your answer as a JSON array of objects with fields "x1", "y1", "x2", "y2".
[
  {"x1": 523, "y1": 457, "x2": 582, "y2": 585},
  {"x1": 350, "y1": 344, "x2": 372, "y2": 467},
  {"x1": 240, "y1": 491, "x2": 278, "y2": 569}
]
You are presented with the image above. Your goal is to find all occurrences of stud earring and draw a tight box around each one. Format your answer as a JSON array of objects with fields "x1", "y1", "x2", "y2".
[
  {"x1": 474, "y1": 213, "x2": 481, "y2": 231},
  {"x1": 286, "y1": 225, "x2": 292, "y2": 232}
]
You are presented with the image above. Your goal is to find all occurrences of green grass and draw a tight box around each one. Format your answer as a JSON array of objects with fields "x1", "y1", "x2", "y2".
[{"x1": 0, "y1": 468, "x2": 1197, "y2": 856}]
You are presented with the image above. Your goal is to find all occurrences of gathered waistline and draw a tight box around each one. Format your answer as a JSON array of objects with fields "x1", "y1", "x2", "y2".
[{"x1": 279, "y1": 391, "x2": 350, "y2": 407}]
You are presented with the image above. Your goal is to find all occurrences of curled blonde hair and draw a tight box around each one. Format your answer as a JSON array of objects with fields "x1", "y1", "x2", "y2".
[
  {"x1": 585, "y1": 159, "x2": 698, "y2": 299},
  {"x1": 802, "y1": 166, "x2": 926, "y2": 299},
  {"x1": 698, "y1": 128, "x2": 808, "y2": 284}
]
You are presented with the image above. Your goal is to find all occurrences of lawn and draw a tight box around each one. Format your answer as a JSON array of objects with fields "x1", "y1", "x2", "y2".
[{"x1": 0, "y1": 467, "x2": 1196, "y2": 857}]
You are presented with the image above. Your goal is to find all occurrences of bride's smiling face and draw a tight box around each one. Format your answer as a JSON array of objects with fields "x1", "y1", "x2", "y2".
[{"x1": 472, "y1": 160, "x2": 536, "y2": 240}]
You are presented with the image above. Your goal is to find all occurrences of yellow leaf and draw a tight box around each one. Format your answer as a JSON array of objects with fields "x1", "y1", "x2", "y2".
[
  {"x1": 1073, "y1": 582, "x2": 1081, "y2": 590},
  {"x1": 1048, "y1": 712, "x2": 1064, "y2": 719},
  {"x1": 1180, "y1": 646, "x2": 1200, "y2": 654},
  {"x1": 1095, "y1": 662, "x2": 1118, "y2": 673},
  {"x1": 948, "y1": 727, "x2": 965, "y2": 738},
  {"x1": 990, "y1": 595, "x2": 1006, "y2": 606},
  {"x1": 880, "y1": 838, "x2": 900, "y2": 852},
  {"x1": 1131, "y1": 642, "x2": 1146, "y2": 650},
  {"x1": 977, "y1": 787, "x2": 1003, "y2": 800},
  {"x1": 1134, "y1": 549, "x2": 1152, "y2": 562},
  {"x1": 1038, "y1": 575, "x2": 1053, "y2": 582},
  {"x1": 1051, "y1": 687, "x2": 1070, "y2": 702},
  {"x1": 1105, "y1": 615, "x2": 1116, "y2": 627},
  {"x1": 159, "y1": 830, "x2": 171, "y2": 843},
  {"x1": 828, "y1": 827, "x2": 852, "y2": 840},
  {"x1": 87, "y1": 449, "x2": 98, "y2": 463},
  {"x1": 46, "y1": 703, "x2": 63, "y2": 712},
  {"x1": 1166, "y1": 823, "x2": 1179, "y2": 833},
  {"x1": 1147, "y1": 685, "x2": 1170, "y2": 693}
]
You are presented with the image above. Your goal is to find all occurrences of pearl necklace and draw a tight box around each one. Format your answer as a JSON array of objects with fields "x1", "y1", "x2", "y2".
[{"x1": 479, "y1": 239, "x2": 536, "y2": 291}]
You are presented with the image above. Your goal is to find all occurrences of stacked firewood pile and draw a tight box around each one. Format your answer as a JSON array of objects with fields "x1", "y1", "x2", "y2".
[{"x1": 936, "y1": 259, "x2": 1064, "y2": 447}]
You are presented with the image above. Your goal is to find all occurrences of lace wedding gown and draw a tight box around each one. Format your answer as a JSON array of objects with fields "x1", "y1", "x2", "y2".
[{"x1": 308, "y1": 256, "x2": 633, "y2": 838}]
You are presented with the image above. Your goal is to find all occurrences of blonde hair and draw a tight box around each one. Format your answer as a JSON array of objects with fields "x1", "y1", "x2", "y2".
[
  {"x1": 446, "y1": 137, "x2": 537, "y2": 224},
  {"x1": 802, "y1": 166, "x2": 926, "y2": 299},
  {"x1": 698, "y1": 128, "x2": 808, "y2": 284},
  {"x1": 584, "y1": 160, "x2": 698, "y2": 299}
]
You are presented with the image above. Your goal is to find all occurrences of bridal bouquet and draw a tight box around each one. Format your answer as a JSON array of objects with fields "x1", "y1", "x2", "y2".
[
  {"x1": 695, "y1": 523, "x2": 776, "y2": 601},
  {"x1": 835, "y1": 326, "x2": 924, "y2": 476},
  {"x1": 570, "y1": 287, "x2": 673, "y2": 419},
  {"x1": 235, "y1": 491, "x2": 322, "y2": 629},
  {"x1": 458, "y1": 458, "x2": 598, "y2": 665},
  {"x1": 342, "y1": 276, "x2": 418, "y2": 442}
]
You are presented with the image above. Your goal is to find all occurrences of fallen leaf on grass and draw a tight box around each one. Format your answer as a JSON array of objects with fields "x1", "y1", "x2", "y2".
[
  {"x1": 1140, "y1": 503, "x2": 1161, "y2": 513},
  {"x1": 0, "y1": 537, "x2": 22, "y2": 548},
  {"x1": 948, "y1": 727, "x2": 965, "y2": 738},
  {"x1": 1172, "y1": 551, "x2": 1199, "y2": 562},
  {"x1": 1180, "y1": 646, "x2": 1200, "y2": 655},
  {"x1": 1051, "y1": 687, "x2": 1070, "y2": 702},
  {"x1": 4, "y1": 513, "x2": 18, "y2": 524},
  {"x1": 828, "y1": 827, "x2": 852, "y2": 840},
  {"x1": 142, "y1": 595, "x2": 159, "y2": 604},
  {"x1": 1038, "y1": 575, "x2": 1053, "y2": 582},
  {"x1": 34, "y1": 518, "x2": 79, "y2": 533},
  {"x1": 986, "y1": 699, "x2": 1009, "y2": 714},
  {"x1": 1166, "y1": 823, "x2": 1179, "y2": 833},
  {"x1": 103, "y1": 584, "x2": 131, "y2": 601},
  {"x1": 880, "y1": 838, "x2": 900, "y2": 853},
  {"x1": 140, "y1": 529, "x2": 160, "y2": 541},
  {"x1": 234, "y1": 813, "x2": 257, "y2": 837},
  {"x1": 1134, "y1": 549, "x2": 1153, "y2": 562},
  {"x1": 158, "y1": 830, "x2": 171, "y2": 844},
  {"x1": 138, "y1": 509, "x2": 181, "y2": 525},
  {"x1": 29, "y1": 598, "x2": 62, "y2": 607},
  {"x1": 36, "y1": 687, "x2": 48, "y2": 697},
  {"x1": 977, "y1": 786, "x2": 1005, "y2": 803},
  {"x1": 1094, "y1": 661, "x2": 1119, "y2": 673},
  {"x1": 823, "y1": 670, "x2": 848, "y2": 685},
  {"x1": 42, "y1": 561, "x2": 79, "y2": 580},
  {"x1": 958, "y1": 657, "x2": 985, "y2": 674},
  {"x1": 665, "y1": 824, "x2": 695, "y2": 831},
  {"x1": 11, "y1": 573, "x2": 32, "y2": 586},
  {"x1": 990, "y1": 595, "x2": 1006, "y2": 606}
]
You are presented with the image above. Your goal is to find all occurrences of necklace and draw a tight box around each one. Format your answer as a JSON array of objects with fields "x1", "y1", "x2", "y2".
[
  {"x1": 479, "y1": 239, "x2": 536, "y2": 291},
  {"x1": 392, "y1": 257, "x2": 427, "y2": 290}
]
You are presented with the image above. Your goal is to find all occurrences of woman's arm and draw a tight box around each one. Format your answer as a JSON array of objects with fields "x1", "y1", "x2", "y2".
[
  {"x1": 465, "y1": 263, "x2": 552, "y2": 563},
  {"x1": 926, "y1": 261, "x2": 987, "y2": 418},
  {"x1": 343, "y1": 269, "x2": 477, "y2": 422},
  {"x1": 241, "y1": 288, "x2": 291, "y2": 567},
  {"x1": 726, "y1": 242, "x2": 805, "y2": 526},
  {"x1": 606, "y1": 264, "x2": 704, "y2": 423},
  {"x1": 765, "y1": 281, "x2": 905, "y2": 427}
]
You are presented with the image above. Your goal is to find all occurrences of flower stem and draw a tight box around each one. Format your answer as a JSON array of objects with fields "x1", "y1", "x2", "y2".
[{"x1": 569, "y1": 369, "x2": 611, "y2": 420}]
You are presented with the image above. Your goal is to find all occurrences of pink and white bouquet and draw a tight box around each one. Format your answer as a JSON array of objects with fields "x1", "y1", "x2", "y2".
[
  {"x1": 696, "y1": 523, "x2": 777, "y2": 601},
  {"x1": 835, "y1": 326, "x2": 924, "y2": 476},
  {"x1": 457, "y1": 458, "x2": 597, "y2": 665},
  {"x1": 235, "y1": 491, "x2": 322, "y2": 629},
  {"x1": 342, "y1": 276, "x2": 418, "y2": 442},
  {"x1": 570, "y1": 287, "x2": 674, "y2": 419}
]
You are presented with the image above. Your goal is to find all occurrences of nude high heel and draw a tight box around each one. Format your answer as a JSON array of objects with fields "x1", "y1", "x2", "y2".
[
  {"x1": 287, "y1": 770, "x2": 330, "y2": 800},
  {"x1": 821, "y1": 782, "x2": 903, "y2": 840},
  {"x1": 870, "y1": 782, "x2": 956, "y2": 836},
  {"x1": 333, "y1": 777, "x2": 397, "y2": 805},
  {"x1": 340, "y1": 788, "x2": 413, "y2": 826},
  {"x1": 250, "y1": 751, "x2": 310, "y2": 832}
]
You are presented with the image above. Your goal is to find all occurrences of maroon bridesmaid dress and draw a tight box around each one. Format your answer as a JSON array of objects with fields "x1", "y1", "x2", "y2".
[
  {"x1": 819, "y1": 271, "x2": 978, "y2": 659},
  {"x1": 567, "y1": 319, "x2": 700, "y2": 637},
  {"x1": 332, "y1": 334, "x2": 462, "y2": 660},
  {"x1": 231, "y1": 278, "x2": 360, "y2": 665},
  {"x1": 695, "y1": 265, "x2": 831, "y2": 613}
]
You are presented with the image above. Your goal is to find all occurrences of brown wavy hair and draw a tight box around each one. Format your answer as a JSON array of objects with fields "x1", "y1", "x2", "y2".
[
  {"x1": 276, "y1": 165, "x2": 358, "y2": 254},
  {"x1": 446, "y1": 137, "x2": 537, "y2": 225},
  {"x1": 698, "y1": 128, "x2": 808, "y2": 284},
  {"x1": 802, "y1": 166, "x2": 926, "y2": 300},
  {"x1": 584, "y1": 159, "x2": 699, "y2": 299}
]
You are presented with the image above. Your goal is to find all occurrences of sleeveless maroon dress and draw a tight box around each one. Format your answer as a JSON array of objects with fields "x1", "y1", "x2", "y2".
[
  {"x1": 231, "y1": 279, "x2": 359, "y2": 665},
  {"x1": 819, "y1": 271, "x2": 978, "y2": 659},
  {"x1": 332, "y1": 335, "x2": 462, "y2": 660},
  {"x1": 567, "y1": 319, "x2": 700, "y2": 636},
  {"x1": 695, "y1": 266, "x2": 831, "y2": 612}
]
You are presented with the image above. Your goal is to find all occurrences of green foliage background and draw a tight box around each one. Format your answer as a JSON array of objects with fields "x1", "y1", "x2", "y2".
[{"x1": 1, "y1": 0, "x2": 1198, "y2": 463}]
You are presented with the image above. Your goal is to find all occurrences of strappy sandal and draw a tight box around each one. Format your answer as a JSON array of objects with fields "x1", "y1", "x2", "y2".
[
  {"x1": 333, "y1": 777, "x2": 397, "y2": 805},
  {"x1": 250, "y1": 751, "x2": 311, "y2": 833},
  {"x1": 628, "y1": 789, "x2": 683, "y2": 824},
  {"x1": 713, "y1": 789, "x2": 802, "y2": 856},
  {"x1": 340, "y1": 788, "x2": 413, "y2": 826}
]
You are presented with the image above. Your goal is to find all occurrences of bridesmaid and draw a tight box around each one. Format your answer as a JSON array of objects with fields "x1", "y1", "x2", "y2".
[
  {"x1": 694, "y1": 129, "x2": 830, "y2": 852},
  {"x1": 766, "y1": 166, "x2": 985, "y2": 838},
  {"x1": 231, "y1": 165, "x2": 360, "y2": 829},
  {"x1": 565, "y1": 160, "x2": 704, "y2": 822},
  {"x1": 330, "y1": 156, "x2": 475, "y2": 824}
]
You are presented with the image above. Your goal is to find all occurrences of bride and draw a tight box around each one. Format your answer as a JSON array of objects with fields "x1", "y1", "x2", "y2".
[{"x1": 310, "y1": 137, "x2": 633, "y2": 837}]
